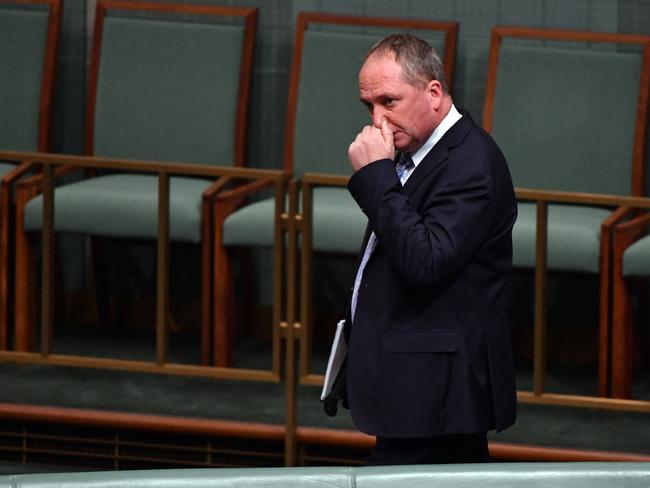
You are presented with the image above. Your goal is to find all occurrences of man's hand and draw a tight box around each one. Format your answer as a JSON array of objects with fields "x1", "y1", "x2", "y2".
[{"x1": 348, "y1": 118, "x2": 395, "y2": 171}]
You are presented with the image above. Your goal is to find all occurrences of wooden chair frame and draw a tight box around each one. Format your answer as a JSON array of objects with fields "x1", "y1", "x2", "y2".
[
  {"x1": 611, "y1": 211, "x2": 650, "y2": 398},
  {"x1": 483, "y1": 26, "x2": 650, "y2": 397},
  {"x1": 12, "y1": 1, "x2": 257, "y2": 366},
  {"x1": 0, "y1": 0, "x2": 61, "y2": 349}
]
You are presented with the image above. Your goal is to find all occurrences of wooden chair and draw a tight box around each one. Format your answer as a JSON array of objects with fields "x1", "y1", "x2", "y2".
[
  {"x1": 13, "y1": 0, "x2": 257, "y2": 363},
  {"x1": 0, "y1": 0, "x2": 61, "y2": 348},
  {"x1": 213, "y1": 12, "x2": 458, "y2": 369},
  {"x1": 483, "y1": 27, "x2": 650, "y2": 396}
]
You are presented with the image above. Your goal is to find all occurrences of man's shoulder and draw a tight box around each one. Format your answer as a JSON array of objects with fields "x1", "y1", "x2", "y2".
[
  {"x1": 444, "y1": 113, "x2": 504, "y2": 160},
  {"x1": 429, "y1": 113, "x2": 511, "y2": 188},
  {"x1": 446, "y1": 112, "x2": 492, "y2": 145}
]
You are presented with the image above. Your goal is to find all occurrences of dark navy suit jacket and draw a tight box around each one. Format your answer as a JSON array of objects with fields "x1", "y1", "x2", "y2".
[{"x1": 345, "y1": 112, "x2": 517, "y2": 438}]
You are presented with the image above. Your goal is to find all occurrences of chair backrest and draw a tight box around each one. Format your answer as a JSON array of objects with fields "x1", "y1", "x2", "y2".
[
  {"x1": 87, "y1": 0, "x2": 257, "y2": 166},
  {"x1": 0, "y1": 0, "x2": 60, "y2": 151},
  {"x1": 483, "y1": 27, "x2": 650, "y2": 196},
  {"x1": 285, "y1": 13, "x2": 458, "y2": 177}
]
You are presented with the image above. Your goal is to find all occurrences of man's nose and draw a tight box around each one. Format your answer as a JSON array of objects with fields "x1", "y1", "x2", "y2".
[{"x1": 372, "y1": 108, "x2": 386, "y2": 128}]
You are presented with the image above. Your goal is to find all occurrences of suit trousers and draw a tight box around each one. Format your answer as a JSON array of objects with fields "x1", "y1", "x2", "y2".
[{"x1": 365, "y1": 432, "x2": 490, "y2": 465}]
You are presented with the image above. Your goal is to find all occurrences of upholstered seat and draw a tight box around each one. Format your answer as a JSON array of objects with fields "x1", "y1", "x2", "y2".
[
  {"x1": 13, "y1": 1, "x2": 257, "y2": 361},
  {"x1": 221, "y1": 29, "x2": 392, "y2": 256},
  {"x1": 483, "y1": 27, "x2": 650, "y2": 397},
  {"x1": 492, "y1": 42, "x2": 641, "y2": 276},
  {"x1": 213, "y1": 13, "x2": 458, "y2": 368},
  {"x1": 221, "y1": 24, "x2": 455, "y2": 251},
  {"x1": 513, "y1": 204, "x2": 612, "y2": 274},
  {"x1": 623, "y1": 236, "x2": 650, "y2": 277},
  {"x1": 90, "y1": 18, "x2": 243, "y2": 163},
  {"x1": 491, "y1": 45, "x2": 640, "y2": 198},
  {"x1": 622, "y1": 235, "x2": 650, "y2": 277},
  {"x1": 24, "y1": 175, "x2": 214, "y2": 242},
  {"x1": 0, "y1": 0, "x2": 60, "y2": 349},
  {"x1": 223, "y1": 187, "x2": 365, "y2": 253}
]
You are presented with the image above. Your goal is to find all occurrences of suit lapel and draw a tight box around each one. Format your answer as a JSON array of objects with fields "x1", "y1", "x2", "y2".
[
  {"x1": 347, "y1": 112, "x2": 477, "y2": 319},
  {"x1": 402, "y1": 112, "x2": 476, "y2": 196}
]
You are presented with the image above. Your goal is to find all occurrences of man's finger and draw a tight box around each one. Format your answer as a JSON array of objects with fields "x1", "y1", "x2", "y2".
[{"x1": 380, "y1": 117, "x2": 394, "y2": 146}]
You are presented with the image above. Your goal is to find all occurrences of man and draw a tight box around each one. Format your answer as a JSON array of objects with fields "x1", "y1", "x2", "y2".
[{"x1": 341, "y1": 34, "x2": 517, "y2": 465}]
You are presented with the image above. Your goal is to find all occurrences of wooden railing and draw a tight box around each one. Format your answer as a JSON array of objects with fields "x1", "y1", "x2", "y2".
[
  {"x1": 0, "y1": 151, "x2": 286, "y2": 382},
  {"x1": 0, "y1": 153, "x2": 649, "y2": 467}
]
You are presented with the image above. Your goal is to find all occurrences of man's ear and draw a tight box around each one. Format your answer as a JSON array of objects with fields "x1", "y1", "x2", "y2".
[{"x1": 427, "y1": 79, "x2": 444, "y2": 109}]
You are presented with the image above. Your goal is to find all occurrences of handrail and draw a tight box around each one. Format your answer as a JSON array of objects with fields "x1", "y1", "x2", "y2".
[
  {"x1": 300, "y1": 171, "x2": 650, "y2": 208},
  {"x1": 0, "y1": 151, "x2": 286, "y2": 182}
]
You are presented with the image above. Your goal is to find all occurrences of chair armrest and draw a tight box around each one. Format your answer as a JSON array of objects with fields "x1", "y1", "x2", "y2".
[
  {"x1": 301, "y1": 172, "x2": 349, "y2": 189},
  {"x1": 600, "y1": 206, "x2": 636, "y2": 248},
  {"x1": 204, "y1": 172, "x2": 284, "y2": 212},
  {"x1": 614, "y1": 210, "x2": 650, "y2": 253},
  {"x1": 602, "y1": 206, "x2": 635, "y2": 229},
  {"x1": 201, "y1": 176, "x2": 232, "y2": 201},
  {"x1": 15, "y1": 164, "x2": 83, "y2": 193},
  {"x1": 211, "y1": 178, "x2": 277, "y2": 237},
  {"x1": 0, "y1": 161, "x2": 38, "y2": 189},
  {"x1": 214, "y1": 178, "x2": 275, "y2": 206}
]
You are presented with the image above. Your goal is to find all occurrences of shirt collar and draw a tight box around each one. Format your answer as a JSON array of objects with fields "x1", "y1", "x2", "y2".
[{"x1": 410, "y1": 104, "x2": 462, "y2": 168}]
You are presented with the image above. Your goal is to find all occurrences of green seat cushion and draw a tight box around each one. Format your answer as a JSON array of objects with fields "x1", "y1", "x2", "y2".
[
  {"x1": 513, "y1": 203, "x2": 612, "y2": 273},
  {"x1": 223, "y1": 187, "x2": 367, "y2": 253},
  {"x1": 623, "y1": 234, "x2": 650, "y2": 277},
  {"x1": 0, "y1": 163, "x2": 15, "y2": 178},
  {"x1": 0, "y1": 8, "x2": 49, "y2": 151},
  {"x1": 24, "y1": 174, "x2": 214, "y2": 243}
]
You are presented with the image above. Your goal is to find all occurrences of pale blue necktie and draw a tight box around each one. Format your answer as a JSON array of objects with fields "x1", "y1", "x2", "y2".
[
  {"x1": 351, "y1": 153, "x2": 413, "y2": 322},
  {"x1": 395, "y1": 152, "x2": 413, "y2": 181}
]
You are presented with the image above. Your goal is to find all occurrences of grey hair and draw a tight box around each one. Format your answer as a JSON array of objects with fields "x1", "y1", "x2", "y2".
[{"x1": 364, "y1": 33, "x2": 448, "y2": 93}]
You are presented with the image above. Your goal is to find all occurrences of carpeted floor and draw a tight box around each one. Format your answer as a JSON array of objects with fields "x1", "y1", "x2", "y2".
[{"x1": 0, "y1": 353, "x2": 648, "y2": 456}]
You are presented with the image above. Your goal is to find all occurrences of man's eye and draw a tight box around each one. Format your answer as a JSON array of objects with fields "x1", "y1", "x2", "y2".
[{"x1": 384, "y1": 99, "x2": 395, "y2": 107}]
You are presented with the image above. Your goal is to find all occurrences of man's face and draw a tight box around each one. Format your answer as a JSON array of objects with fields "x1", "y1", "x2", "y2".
[{"x1": 359, "y1": 53, "x2": 440, "y2": 153}]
